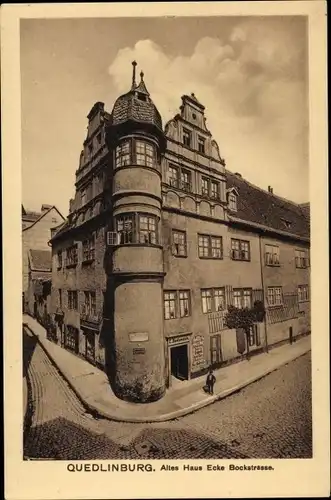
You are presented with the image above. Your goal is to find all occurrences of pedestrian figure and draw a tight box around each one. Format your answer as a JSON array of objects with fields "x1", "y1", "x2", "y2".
[{"x1": 206, "y1": 368, "x2": 216, "y2": 395}]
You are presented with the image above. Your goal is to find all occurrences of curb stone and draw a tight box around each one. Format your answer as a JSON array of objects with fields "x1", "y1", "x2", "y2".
[{"x1": 23, "y1": 323, "x2": 311, "y2": 423}]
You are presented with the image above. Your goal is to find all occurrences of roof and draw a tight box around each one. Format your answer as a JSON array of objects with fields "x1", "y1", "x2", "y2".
[
  {"x1": 28, "y1": 249, "x2": 52, "y2": 271},
  {"x1": 226, "y1": 170, "x2": 310, "y2": 240},
  {"x1": 111, "y1": 65, "x2": 162, "y2": 131},
  {"x1": 22, "y1": 205, "x2": 65, "y2": 232}
]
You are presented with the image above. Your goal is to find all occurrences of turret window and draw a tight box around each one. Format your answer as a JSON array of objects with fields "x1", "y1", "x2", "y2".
[
  {"x1": 115, "y1": 212, "x2": 159, "y2": 245},
  {"x1": 115, "y1": 139, "x2": 156, "y2": 168},
  {"x1": 115, "y1": 140, "x2": 131, "y2": 167},
  {"x1": 135, "y1": 140, "x2": 155, "y2": 167}
]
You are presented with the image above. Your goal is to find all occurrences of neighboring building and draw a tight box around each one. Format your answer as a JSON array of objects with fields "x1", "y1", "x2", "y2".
[
  {"x1": 50, "y1": 63, "x2": 310, "y2": 403},
  {"x1": 22, "y1": 204, "x2": 65, "y2": 312},
  {"x1": 26, "y1": 249, "x2": 52, "y2": 321}
]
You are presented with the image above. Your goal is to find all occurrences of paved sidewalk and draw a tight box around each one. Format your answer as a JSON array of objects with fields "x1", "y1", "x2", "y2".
[{"x1": 23, "y1": 315, "x2": 311, "y2": 423}]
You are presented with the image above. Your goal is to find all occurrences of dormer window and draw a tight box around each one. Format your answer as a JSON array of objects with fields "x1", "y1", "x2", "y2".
[
  {"x1": 137, "y1": 93, "x2": 147, "y2": 102},
  {"x1": 280, "y1": 218, "x2": 292, "y2": 229},
  {"x1": 228, "y1": 193, "x2": 237, "y2": 211},
  {"x1": 198, "y1": 136, "x2": 205, "y2": 154},
  {"x1": 183, "y1": 128, "x2": 192, "y2": 147}
]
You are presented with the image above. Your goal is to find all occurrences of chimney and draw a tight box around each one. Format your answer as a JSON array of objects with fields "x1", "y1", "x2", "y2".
[
  {"x1": 41, "y1": 204, "x2": 52, "y2": 212},
  {"x1": 234, "y1": 172, "x2": 242, "y2": 178},
  {"x1": 268, "y1": 186, "x2": 273, "y2": 194}
]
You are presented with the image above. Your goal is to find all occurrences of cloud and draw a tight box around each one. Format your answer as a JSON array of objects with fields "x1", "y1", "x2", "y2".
[{"x1": 107, "y1": 21, "x2": 308, "y2": 202}]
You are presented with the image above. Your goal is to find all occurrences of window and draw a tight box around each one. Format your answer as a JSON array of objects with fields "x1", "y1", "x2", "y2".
[
  {"x1": 180, "y1": 169, "x2": 192, "y2": 192},
  {"x1": 58, "y1": 289, "x2": 62, "y2": 308},
  {"x1": 233, "y1": 289, "x2": 252, "y2": 309},
  {"x1": 66, "y1": 245, "x2": 78, "y2": 267},
  {"x1": 201, "y1": 288, "x2": 225, "y2": 313},
  {"x1": 201, "y1": 177, "x2": 220, "y2": 199},
  {"x1": 231, "y1": 239, "x2": 250, "y2": 261},
  {"x1": 267, "y1": 287, "x2": 283, "y2": 307},
  {"x1": 139, "y1": 215, "x2": 157, "y2": 244},
  {"x1": 83, "y1": 291, "x2": 96, "y2": 317},
  {"x1": 65, "y1": 325, "x2": 79, "y2": 353},
  {"x1": 228, "y1": 193, "x2": 237, "y2": 211},
  {"x1": 210, "y1": 335, "x2": 222, "y2": 364},
  {"x1": 201, "y1": 177, "x2": 209, "y2": 197},
  {"x1": 82, "y1": 236, "x2": 95, "y2": 262},
  {"x1": 115, "y1": 140, "x2": 131, "y2": 167},
  {"x1": 298, "y1": 285, "x2": 309, "y2": 302},
  {"x1": 81, "y1": 189, "x2": 87, "y2": 206},
  {"x1": 265, "y1": 245, "x2": 280, "y2": 266},
  {"x1": 295, "y1": 249, "x2": 310, "y2": 268},
  {"x1": 167, "y1": 164, "x2": 192, "y2": 192},
  {"x1": 117, "y1": 214, "x2": 135, "y2": 244},
  {"x1": 164, "y1": 290, "x2": 191, "y2": 319},
  {"x1": 172, "y1": 230, "x2": 187, "y2": 257},
  {"x1": 68, "y1": 291, "x2": 78, "y2": 310},
  {"x1": 116, "y1": 213, "x2": 159, "y2": 245},
  {"x1": 248, "y1": 325, "x2": 261, "y2": 347},
  {"x1": 179, "y1": 291, "x2": 190, "y2": 318},
  {"x1": 198, "y1": 136, "x2": 205, "y2": 154},
  {"x1": 210, "y1": 181, "x2": 220, "y2": 200},
  {"x1": 168, "y1": 165, "x2": 179, "y2": 188},
  {"x1": 57, "y1": 250, "x2": 62, "y2": 269},
  {"x1": 183, "y1": 128, "x2": 191, "y2": 147},
  {"x1": 52, "y1": 217, "x2": 57, "y2": 223},
  {"x1": 135, "y1": 140, "x2": 155, "y2": 167},
  {"x1": 198, "y1": 234, "x2": 223, "y2": 259}
]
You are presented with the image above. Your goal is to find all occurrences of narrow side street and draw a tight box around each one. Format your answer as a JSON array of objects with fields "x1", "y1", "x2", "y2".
[{"x1": 23, "y1": 328, "x2": 312, "y2": 460}]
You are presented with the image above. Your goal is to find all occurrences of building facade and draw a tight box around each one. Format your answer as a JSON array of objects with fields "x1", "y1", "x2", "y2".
[
  {"x1": 22, "y1": 204, "x2": 65, "y2": 313},
  {"x1": 50, "y1": 63, "x2": 310, "y2": 403}
]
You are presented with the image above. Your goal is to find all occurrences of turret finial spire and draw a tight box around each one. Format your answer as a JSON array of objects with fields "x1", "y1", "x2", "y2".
[{"x1": 131, "y1": 60, "x2": 137, "y2": 89}]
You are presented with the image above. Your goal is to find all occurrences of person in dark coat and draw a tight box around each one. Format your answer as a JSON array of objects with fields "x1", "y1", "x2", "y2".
[{"x1": 206, "y1": 368, "x2": 216, "y2": 395}]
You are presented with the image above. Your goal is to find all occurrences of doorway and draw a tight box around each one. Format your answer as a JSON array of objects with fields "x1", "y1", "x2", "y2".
[{"x1": 170, "y1": 344, "x2": 189, "y2": 381}]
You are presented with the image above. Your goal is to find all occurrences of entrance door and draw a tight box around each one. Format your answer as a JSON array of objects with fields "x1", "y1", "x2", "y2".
[{"x1": 170, "y1": 344, "x2": 188, "y2": 380}]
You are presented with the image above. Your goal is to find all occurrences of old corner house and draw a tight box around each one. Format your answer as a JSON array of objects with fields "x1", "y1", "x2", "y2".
[{"x1": 49, "y1": 62, "x2": 310, "y2": 403}]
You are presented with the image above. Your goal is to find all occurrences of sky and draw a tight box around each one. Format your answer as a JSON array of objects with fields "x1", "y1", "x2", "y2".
[{"x1": 21, "y1": 16, "x2": 309, "y2": 217}]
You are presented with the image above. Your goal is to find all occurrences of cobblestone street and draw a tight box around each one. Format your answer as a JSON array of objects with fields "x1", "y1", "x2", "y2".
[{"x1": 23, "y1": 328, "x2": 312, "y2": 460}]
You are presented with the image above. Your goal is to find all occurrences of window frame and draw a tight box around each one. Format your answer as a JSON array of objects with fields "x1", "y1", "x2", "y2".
[
  {"x1": 231, "y1": 238, "x2": 251, "y2": 261},
  {"x1": 115, "y1": 138, "x2": 156, "y2": 169},
  {"x1": 201, "y1": 287, "x2": 226, "y2": 313},
  {"x1": 83, "y1": 291, "x2": 97, "y2": 317},
  {"x1": 298, "y1": 284, "x2": 309, "y2": 302},
  {"x1": 198, "y1": 234, "x2": 223, "y2": 260},
  {"x1": 172, "y1": 229, "x2": 187, "y2": 257},
  {"x1": 66, "y1": 245, "x2": 78, "y2": 267},
  {"x1": 233, "y1": 288, "x2": 252, "y2": 309},
  {"x1": 82, "y1": 235, "x2": 95, "y2": 263},
  {"x1": 68, "y1": 290, "x2": 78, "y2": 310},
  {"x1": 115, "y1": 212, "x2": 159, "y2": 246},
  {"x1": 167, "y1": 163, "x2": 192, "y2": 192},
  {"x1": 198, "y1": 136, "x2": 206, "y2": 154},
  {"x1": 265, "y1": 244, "x2": 280, "y2": 266},
  {"x1": 267, "y1": 286, "x2": 283, "y2": 307},
  {"x1": 183, "y1": 128, "x2": 192, "y2": 148},
  {"x1": 164, "y1": 290, "x2": 191, "y2": 320},
  {"x1": 295, "y1": 249, "x2": 310, "y2": 269},
  {"x1": 228, "y1": 192, "x2": 238, "y2": 211}
]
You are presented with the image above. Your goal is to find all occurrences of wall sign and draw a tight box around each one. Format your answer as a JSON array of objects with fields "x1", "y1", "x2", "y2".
[
  {"x1": 192, "y1": 335, "x2": 204, "y2": 366},
  {"x1": 129, "y1": 332, "x2": 149, "y2": 342},
  {"x1": 133, "y1": 347, "x2": 146, "y2": 355},
  {"x1": 168, "y1": 334, "x2": 191, "y2": 346}
]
